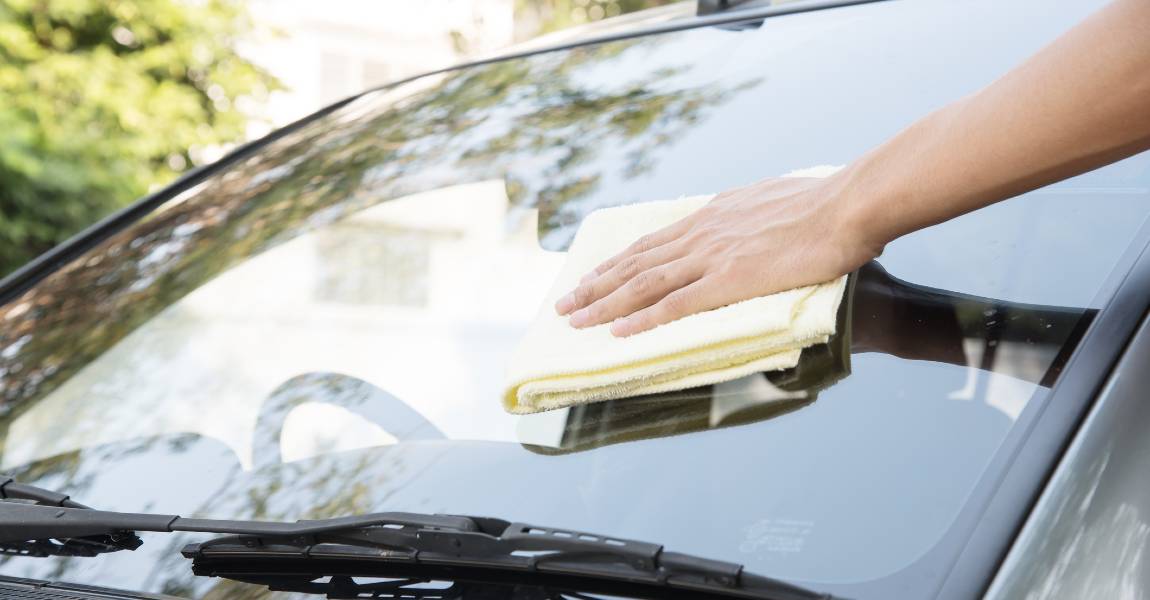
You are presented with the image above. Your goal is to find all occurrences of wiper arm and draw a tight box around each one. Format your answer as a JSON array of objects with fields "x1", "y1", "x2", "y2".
[
  {"x1": 181, "y1": 515, "x2": 832, "y2": 600},
  {"x1": 0, "y1": 474, "x2": 89, "y2": 508},
  {"x1": 0, "y1": 478, "x2": 832, "y2": 600},
  {"x1": 0, "y1": 476, "x2": 143, "y2": 557}
]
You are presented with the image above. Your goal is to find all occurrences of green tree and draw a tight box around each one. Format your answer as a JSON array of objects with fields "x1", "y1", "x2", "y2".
[{"x1": 0, "y1": 0, "x2": 276, "y2": 276}]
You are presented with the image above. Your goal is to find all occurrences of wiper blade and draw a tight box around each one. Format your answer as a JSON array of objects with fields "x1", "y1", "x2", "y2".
[
  {"x1": 0, "y1": 478, "x2": 833, "y2": 600},
  {"x1": 198, "y1": 574, "x2": 563, "y2": 599},
  {"x1": 181, "y1": 515, "x2": 830, "y2": 600}
]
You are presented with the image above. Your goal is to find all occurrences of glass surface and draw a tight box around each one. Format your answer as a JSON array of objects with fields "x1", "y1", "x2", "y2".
[{"x1": 0, "y1": 0, "x2": 1144, "y2": 597}]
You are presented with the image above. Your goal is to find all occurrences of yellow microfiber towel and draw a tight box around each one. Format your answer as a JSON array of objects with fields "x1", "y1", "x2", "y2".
[{"x1": 502, "y1": 192, "x2": 848, "y2": 415}]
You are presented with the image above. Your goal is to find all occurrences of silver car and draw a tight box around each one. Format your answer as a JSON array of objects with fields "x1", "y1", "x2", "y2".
[{"x1": 0, "y1": 0, "x2": 1146, "y2": 597}]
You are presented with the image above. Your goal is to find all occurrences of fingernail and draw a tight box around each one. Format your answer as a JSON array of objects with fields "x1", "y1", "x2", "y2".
[
  {"x1": 569, "y1": 309, "x2": 591, "y2": 328},
  {"x1": 580, "y1": 273, "x2": 596, "y2": 285},
  {"x1": 556, "y1": 293, "x2": 577, "y2": 315},
  {"x1": 610, "y1": 318, "x2": 632, "y2": 337}
]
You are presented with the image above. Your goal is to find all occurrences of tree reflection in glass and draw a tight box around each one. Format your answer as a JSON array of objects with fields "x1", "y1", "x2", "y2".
[{"x1": 0, "y1": 35, "x2": 761, "y2": 420}]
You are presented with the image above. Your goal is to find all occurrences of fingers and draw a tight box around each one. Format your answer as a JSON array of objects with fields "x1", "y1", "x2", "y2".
[
  {"x1": 568, "y1": 259, "x2": 703, "y2": 328},
  {"x1": 575, "y1": 217, "x2": 692, "y2": 285},
  {"x1": 609, "y1": 276, "x2": 727, "y2": 337},
  {"x1": 556, "y1": 242, "x2": 685, "y2": 316}
]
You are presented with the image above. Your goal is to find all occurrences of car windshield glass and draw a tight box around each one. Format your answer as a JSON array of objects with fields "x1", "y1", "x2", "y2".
[{"x1": 0, "y1": 0, "x2": 1145, "y2": 597}]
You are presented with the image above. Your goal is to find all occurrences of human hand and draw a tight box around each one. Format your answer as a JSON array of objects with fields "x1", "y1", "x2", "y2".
[{"x1": 554, "y1": 175, "x2": 880, "y2": 337}]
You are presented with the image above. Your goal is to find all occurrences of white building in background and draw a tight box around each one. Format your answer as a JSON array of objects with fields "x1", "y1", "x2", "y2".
[{"x1": 241, "y1": 0, "x2": 515, "y2": 136}]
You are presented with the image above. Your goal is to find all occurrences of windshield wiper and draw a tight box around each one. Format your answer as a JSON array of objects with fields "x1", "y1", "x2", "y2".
[
  {"x1": 0, "y1": 475, "x2": 143, "y2": 557},
  {"x1": 180, "y1": 514, "x2": 834, "y2": 600},
  {"x1": 0, "y1": 477, "x2": 833, "y2": 600}
]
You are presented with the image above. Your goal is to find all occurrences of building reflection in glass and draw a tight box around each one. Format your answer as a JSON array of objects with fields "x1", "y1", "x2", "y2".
[{"x1": 0, "y1": 179, "x2": 1095, "y2": 472}]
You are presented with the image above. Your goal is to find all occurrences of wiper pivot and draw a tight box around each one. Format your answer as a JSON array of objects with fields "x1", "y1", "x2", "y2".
[{"x1": 0, "y1": 476, "x2": 145, "y2": 557}]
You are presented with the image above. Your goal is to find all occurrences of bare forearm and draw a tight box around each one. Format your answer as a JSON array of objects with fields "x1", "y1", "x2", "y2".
[
  {"x1": 840, "y1": 0, "x2": 1150, "y2": 251},
  {"x1": 558, "y1": 0, "x2": 1150, "y2": 336}
]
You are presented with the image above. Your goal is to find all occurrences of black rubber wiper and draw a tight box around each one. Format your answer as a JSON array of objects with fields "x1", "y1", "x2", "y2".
[
  {"x1": 0, "y1": 475, "x2": 144, "y2": 557},
  {"x1": 0, "y1": 477, "x2": 832, "y2": 600},
  {"x1": 180, "y1": 514, "x2": 834, "y2": 600}
]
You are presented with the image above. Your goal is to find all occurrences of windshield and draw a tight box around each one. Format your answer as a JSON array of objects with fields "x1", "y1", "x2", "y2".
[{"x1": 0, "y1": 0, "x2": 1144, "y2": 597}]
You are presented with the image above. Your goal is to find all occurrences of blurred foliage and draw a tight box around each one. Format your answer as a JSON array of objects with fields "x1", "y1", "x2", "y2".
[
  {"x1": 0, "y1": 33, "x2": 757, "y2": 422},
  {"x1": 0, "y1": 0, "x2": 277, "y2": 276},
  {"x1": 515, "y1": 0, "x2": 680, "y2": 37}
]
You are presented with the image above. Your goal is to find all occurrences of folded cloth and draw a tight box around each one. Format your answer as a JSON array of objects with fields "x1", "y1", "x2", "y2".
[{"x1": 502, "y1": 194, "x2": 848, "y2": 415}]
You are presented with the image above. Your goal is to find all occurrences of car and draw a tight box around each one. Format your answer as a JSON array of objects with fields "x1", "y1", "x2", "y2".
[{"x1": 0, "y1": 0, "x2": 1147, "y2": 597}]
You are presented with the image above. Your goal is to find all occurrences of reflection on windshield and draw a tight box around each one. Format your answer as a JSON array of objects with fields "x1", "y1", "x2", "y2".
[
  {"x1": 0, "y1": 174, "x2": 1095, "y2": 473},
  {"x1": 851, "y1": 263, "x2": 1092, "y2": 392},
  {"x1": 0, "y1": 36, "x2": 757, "y2": 421},
  {"x1": 0, "y1": 170, "x2": 1103, "y2": 594},
  {"x1": 530, "y1": 261, "x2": 1093, "y2": 454},
  {"x1": 0, "y1": 181, "x2": 568, "y2": 471},
  {"x1": 0, "y1": 5, "x2": 1145, "y2": 594}
]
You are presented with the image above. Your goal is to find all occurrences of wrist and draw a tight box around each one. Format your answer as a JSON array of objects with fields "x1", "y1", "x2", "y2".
[{"x1": 821, "y1": 160, "x2": 893, "y2": 268}]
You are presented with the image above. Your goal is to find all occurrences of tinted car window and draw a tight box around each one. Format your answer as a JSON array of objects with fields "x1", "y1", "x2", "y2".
[{"x1": 0, "y1": 0, "x2": 1145, "y2": 597}]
